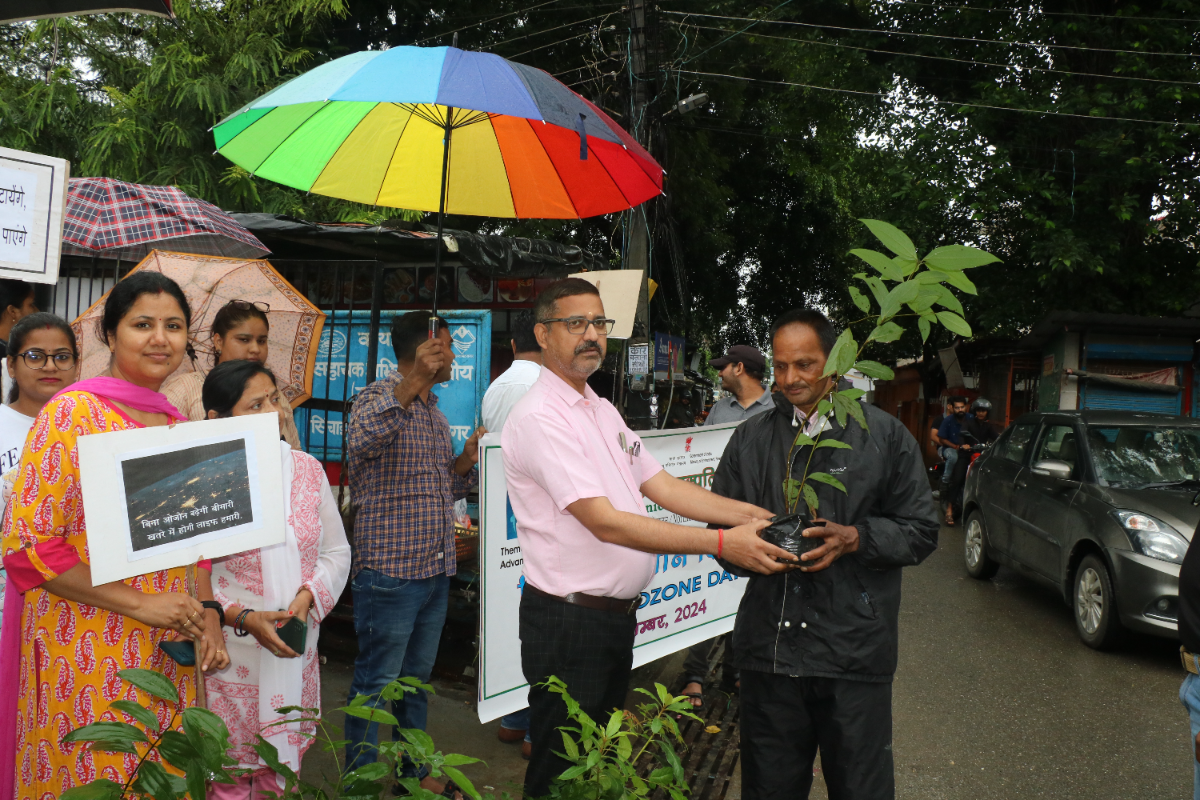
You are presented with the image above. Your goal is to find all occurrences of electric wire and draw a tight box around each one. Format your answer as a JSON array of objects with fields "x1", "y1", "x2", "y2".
[
  {"x1": 507, "y1": 26, "x2": 615, "y2": 59},
  {"x1": 414, "y1": 0, "x2": 568, "y2": 45},
  {"x1": 879, "y1": 0, "x2": 1200, "y2": 25},
  {"x1": 670, "y1": 21, "x2": 1200, "y2": 86},
  {"x1": 487, "y1": 12, "x2": 614, "y2": 49},
  {"x1": 661, "y1": 10, "x2": 1200, "y2": 59},
  {"x1": 670, "y1": 68, "x2": 1200, "y2": 127}
]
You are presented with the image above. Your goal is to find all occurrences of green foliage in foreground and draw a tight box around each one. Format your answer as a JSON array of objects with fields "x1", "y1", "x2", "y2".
[{"x1": 60, "y1": 668, "x2": 697, "y2": 800}]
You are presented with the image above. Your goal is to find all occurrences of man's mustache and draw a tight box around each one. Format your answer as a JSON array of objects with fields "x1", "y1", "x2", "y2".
[{"x1": 574, "y1": 341, "x2": 603, "y2": 356}]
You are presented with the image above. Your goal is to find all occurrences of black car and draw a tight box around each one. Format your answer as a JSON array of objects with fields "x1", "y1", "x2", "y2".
[{"x1": 962, "y1": 410, "x2": 1200, "y2": 649}]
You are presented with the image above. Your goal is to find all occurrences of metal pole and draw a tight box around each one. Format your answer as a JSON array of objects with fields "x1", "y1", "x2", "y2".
[
  {"x1": 430, "y1": 106, "x2": 455, "y2": 338},
  {"x1": 366, "y1": 261, "x2": 384, "y2": 382}
]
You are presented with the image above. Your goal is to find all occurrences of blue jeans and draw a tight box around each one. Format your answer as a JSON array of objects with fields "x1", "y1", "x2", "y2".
[
  {"x1": 500, "y1": 708, "x2": 531, "y2": 743},
  {"x1": 1181, "y1": 673, "x2": 1200, "y2": 800},
  {"x1": 345, "y1": 569, "x2": 449, "y2": 779},
  {"x1": 939, "y1": 446, "x2": 959, "y2": 486}
]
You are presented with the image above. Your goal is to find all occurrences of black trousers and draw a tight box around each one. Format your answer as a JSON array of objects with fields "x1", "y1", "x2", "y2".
[
  {"x1": 740, "y1": 670, "x2": 894, "y2": 800},
  {"x1": 519, "y1": 590, "x2": 637, "y2": 799}
]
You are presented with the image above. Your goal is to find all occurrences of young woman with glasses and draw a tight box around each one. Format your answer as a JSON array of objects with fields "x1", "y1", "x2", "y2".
[
  {"x1": 0, "y1": 313, "x2": 79, "y2": 475},
  {"x1": 162, "y1": 300, "x2": 302, "y2": 449}
]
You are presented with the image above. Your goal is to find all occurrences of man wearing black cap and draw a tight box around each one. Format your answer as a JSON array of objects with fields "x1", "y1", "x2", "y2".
[{"x1": 704, "y1": 345, "x2": 771, "y2": 426}]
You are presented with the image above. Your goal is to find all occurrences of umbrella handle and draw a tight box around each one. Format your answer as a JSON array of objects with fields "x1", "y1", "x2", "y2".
[{"x1": 429, "y1": 315, "x2": 439, "y2": 340}]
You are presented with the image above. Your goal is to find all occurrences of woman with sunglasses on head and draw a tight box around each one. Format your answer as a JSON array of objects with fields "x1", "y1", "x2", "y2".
[
  {"x1": 200, "y1": 359, "x2": 350, "y2": 798},
  {"x1": 162, "y1": 300, "x2": 302, "y2": 450},
  {"x1": 0, "y1": 273, "x2": 229, "y2": 800}
]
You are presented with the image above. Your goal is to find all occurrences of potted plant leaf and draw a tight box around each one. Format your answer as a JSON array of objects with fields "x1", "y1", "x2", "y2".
[{"x1": 762, "y1": 219, "x2": 999, "y2": 558}]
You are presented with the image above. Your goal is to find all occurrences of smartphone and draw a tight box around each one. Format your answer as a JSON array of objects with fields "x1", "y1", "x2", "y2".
[
  {"x1": 158, "y1": 640, "x2": 196, "y2": 667},
  {"x1": 276, "y1": 616, "x2": 307, "y2": 655}
]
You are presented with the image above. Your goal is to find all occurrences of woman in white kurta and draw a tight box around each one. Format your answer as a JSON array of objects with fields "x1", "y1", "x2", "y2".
[{"x1": 202, "y1": 359, "x2": 351, "y2": 798}]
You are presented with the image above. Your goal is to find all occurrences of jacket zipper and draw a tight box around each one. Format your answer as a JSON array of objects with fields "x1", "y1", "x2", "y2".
[{"x1": 772, "y1": 572, "x2": 788, "y2": 671}]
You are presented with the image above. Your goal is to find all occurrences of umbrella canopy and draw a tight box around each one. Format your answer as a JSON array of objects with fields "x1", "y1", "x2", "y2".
[
  {"x1": 213, "y1": 46, "x2": 664, "y2": 220},
  {"x1": 72, "y1": 250, "x2": 325, "y2": 405},
  {"x1": 62, "y1": 177, "x2": 269, "y2": 262},
  {"x1": 0, "y1": 0, "x2": 171, "y2": 23}
]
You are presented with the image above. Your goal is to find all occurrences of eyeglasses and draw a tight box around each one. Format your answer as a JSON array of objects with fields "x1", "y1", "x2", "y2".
[
  {"x1": 225, "y1": 300, "x2": 270, "y2": 313},
  {"x1": 16, "y1": 350, "x2": 76, "y2": 370},
  {"x1": 539, "y1": 317, "x2": 616, "y2": 335}
]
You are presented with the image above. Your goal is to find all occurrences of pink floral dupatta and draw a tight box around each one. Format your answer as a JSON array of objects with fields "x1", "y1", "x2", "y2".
[{"x1": 0, "y1": 378, "x2": 184, "y2": 800}]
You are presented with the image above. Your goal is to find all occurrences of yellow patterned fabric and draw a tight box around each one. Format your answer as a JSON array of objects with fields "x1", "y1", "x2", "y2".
[{"x1": 1, "y1": 391, "x2": 197, "y2": 800}]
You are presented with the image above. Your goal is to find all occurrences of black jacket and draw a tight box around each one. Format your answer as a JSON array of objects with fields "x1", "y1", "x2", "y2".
[{"x1": 713, "y1": 392, "x2": 939, "y2": 682}]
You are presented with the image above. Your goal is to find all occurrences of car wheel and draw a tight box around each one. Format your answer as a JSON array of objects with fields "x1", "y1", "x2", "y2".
[
  {"x1": 964, "y1": 511, "x2": 1000, "y2": 580},
  {"x1": 1073, "y1": 553, "x2": 1124, "y2": 650}
]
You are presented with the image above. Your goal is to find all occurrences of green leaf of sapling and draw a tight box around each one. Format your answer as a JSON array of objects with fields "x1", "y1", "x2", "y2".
[
  {"x1": 859, "y1": 219, "x2": 917, "y2": 261},
  {"x1": 936, "y1": 311, "x2": 973, "y2": 338},
  {"x1": 815, "y1": 439, "x2": 852, "y2": 449},
  {"x1": 808, "y1": 472, "x2": 847, "y2": 493},
  {"x1": 848, "y1": 285, "x2": 871, "y2": 313},
  {"x1": 867, "y1": 322, "x2": 904, "y2": 343},
  {"x1": 923, "y1": 244, "x2": 1000, "y2": 271},
  {"x1": 801, "y1": 483, "x2": 820, "y2": 514},
  {"x1": 848, "y1": 248, "x2": 903, "y2": 281},
  {"x1": 939, "y1": 268, "x2": 978, "y2": 295},
  {"x1": 822, "y1": 329, "x2": 857, "y2": 378},
  {"x1": 853, "y1": 360, "x2": 894, "y2": 380}
]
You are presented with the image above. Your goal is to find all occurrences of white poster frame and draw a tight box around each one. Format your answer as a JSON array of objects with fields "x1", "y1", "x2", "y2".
[{"x1": 78, "y1": 413, "x2": 285, "y2": 584}]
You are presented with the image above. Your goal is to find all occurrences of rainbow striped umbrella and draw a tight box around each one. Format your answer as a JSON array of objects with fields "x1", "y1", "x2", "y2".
[
  {"x1": 214, "y1": 45, "x2": 662, "y2": 315},
  {"x1": 213, "y1": 46, "x2": 663, "y2": 218}
]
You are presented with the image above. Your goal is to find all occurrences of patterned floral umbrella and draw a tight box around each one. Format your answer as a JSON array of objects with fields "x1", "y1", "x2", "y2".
[
  {"x1": 72, "y1": 250, "x2": 324, "y2": 405},
  {"x1": 62, "y1": 177, "x2": 268, "y2": 262}
]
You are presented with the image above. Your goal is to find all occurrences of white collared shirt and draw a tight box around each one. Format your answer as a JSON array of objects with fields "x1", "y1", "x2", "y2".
[{"x1": 481, "y1": 359, "x2": 542, "y2": 433}]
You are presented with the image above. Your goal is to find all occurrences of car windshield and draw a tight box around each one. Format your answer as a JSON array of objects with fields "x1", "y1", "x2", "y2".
[{"x1": 1089, "y1": 425, "x2": 1200, "y2": 488}]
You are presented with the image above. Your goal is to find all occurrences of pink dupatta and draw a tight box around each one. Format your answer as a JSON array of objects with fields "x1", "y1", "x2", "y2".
[{"x1": 0, "y1": 377, "x2": 184, "y2": 800}]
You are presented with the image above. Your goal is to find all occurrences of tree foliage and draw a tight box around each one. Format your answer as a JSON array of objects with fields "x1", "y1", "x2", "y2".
[{"x1": 4, "y1": 0, "x2": 1199, "y2": 351}]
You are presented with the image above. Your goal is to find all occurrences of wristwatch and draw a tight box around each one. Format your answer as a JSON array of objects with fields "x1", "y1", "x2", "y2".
[{"x1": 201, "y1": 600, "x2": 225, "y2": 628}]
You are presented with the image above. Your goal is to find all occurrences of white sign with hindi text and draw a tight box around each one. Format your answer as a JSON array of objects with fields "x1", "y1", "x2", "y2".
[
  {"x1": 477, "y1": 421, "x2": 745, "y2": 723},
  {"x1": 79, "y1": 413, "x2": 286, "y2": 584},
  {"x1": 0, "y1": 146, "x2": 68, "y2": 284}
]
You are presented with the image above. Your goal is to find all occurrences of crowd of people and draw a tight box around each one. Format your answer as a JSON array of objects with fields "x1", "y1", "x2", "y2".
[
  {"x1": 23, "y1": 270, "x2": 1200, "y2": 800},
  {"x1": 0, "y1": 274, "x2": 351, "y2": 800}
]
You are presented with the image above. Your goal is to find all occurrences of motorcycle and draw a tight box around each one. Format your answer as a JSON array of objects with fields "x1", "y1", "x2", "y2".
[{"x1": 946, "y1": 431, "x2": 990, "y2": 523}]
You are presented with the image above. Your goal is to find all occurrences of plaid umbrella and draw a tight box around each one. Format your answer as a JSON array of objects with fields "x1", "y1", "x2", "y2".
[
  {"x1": 61, "y1": 177, "x2": 268, "y2": 262},
  {"x1": 0, "y1": 1, "x2": 172, "y2": 24}
]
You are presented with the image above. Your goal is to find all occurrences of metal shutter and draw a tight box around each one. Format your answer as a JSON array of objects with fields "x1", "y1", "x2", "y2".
[{"x1": 1082, "y1": 385, "x2": 1182, "y2": 415}]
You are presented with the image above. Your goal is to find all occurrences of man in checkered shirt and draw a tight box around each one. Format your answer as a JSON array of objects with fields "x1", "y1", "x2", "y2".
[{"x1": 343, "y1": 310, "x2": 484, "y2": 794}]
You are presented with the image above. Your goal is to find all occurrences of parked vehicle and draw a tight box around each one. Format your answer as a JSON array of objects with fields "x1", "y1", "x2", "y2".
[{"x1": 962, "y1": 410, "x2": 1200, "y2": 649}]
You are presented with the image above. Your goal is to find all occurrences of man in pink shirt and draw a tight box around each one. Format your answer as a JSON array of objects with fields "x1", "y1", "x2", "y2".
[{"x1": 502, "y1": 278, "x2": 796, "y2": 797}]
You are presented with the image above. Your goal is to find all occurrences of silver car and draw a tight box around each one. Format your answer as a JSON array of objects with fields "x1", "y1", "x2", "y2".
[{"x1": 962, "y1": 410, "x2": 1200, "y2": 649}]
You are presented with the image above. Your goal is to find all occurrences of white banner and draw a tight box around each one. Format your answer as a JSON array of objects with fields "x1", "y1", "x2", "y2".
[
  {"x1": 0, "y1": 146, "x2": 68, "y2": 284},
  {"x1": 477, "y1": 421, "x2": 746, "y2": 723}
]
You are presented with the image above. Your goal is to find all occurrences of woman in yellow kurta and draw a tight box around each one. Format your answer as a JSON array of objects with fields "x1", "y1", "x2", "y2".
[{"x1": 0, "y1": 272, "x2": 228, "y2": 800}]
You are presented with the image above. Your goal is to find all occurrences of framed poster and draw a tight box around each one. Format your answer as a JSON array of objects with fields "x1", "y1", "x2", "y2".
[
  {"x1": 78, "y1": 413, "x2": 285, "y2": 585},
  {"x1": 0, "y1": 146, "x2": 69, "y2": 284}
]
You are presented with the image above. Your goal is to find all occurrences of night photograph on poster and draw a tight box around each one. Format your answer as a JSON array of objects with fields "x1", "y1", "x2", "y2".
[{"x1": 123, "y1": 438, "x2": 254, "y2": 553}]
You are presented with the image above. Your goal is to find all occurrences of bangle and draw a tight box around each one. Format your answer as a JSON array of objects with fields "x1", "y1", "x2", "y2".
[
  {"x1": 233, "y1": 608, "x2": 254, "y2": 637},
  {"x1": 717, "y1": 529, "x2": 724, "y2": 559},
  {"x1": 201, "y1": 601, "x2": 225, "y2": 628}
]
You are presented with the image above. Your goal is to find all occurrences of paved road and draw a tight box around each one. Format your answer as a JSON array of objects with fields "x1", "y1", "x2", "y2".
[{"x1": 883, "y1": 522, "x2": 1190, "y2": 799}]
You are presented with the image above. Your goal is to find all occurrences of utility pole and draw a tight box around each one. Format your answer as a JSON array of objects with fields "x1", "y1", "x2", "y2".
[{"x1": 624, "y1": 0, "x2": 655, "y2": 332}]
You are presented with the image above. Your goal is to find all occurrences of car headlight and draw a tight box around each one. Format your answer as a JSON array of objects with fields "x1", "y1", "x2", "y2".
[{"x1": 1114, "y1": 510, "x2": 1189, "y2": 564}]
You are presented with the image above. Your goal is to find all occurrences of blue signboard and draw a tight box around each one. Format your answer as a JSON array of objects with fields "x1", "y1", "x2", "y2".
[
  {"x1": 295, "y1": 309, "x2": 492, "y2": 462},
  {"x1": 653, "y1": 332, "x2": 686, "y2": 378}
]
